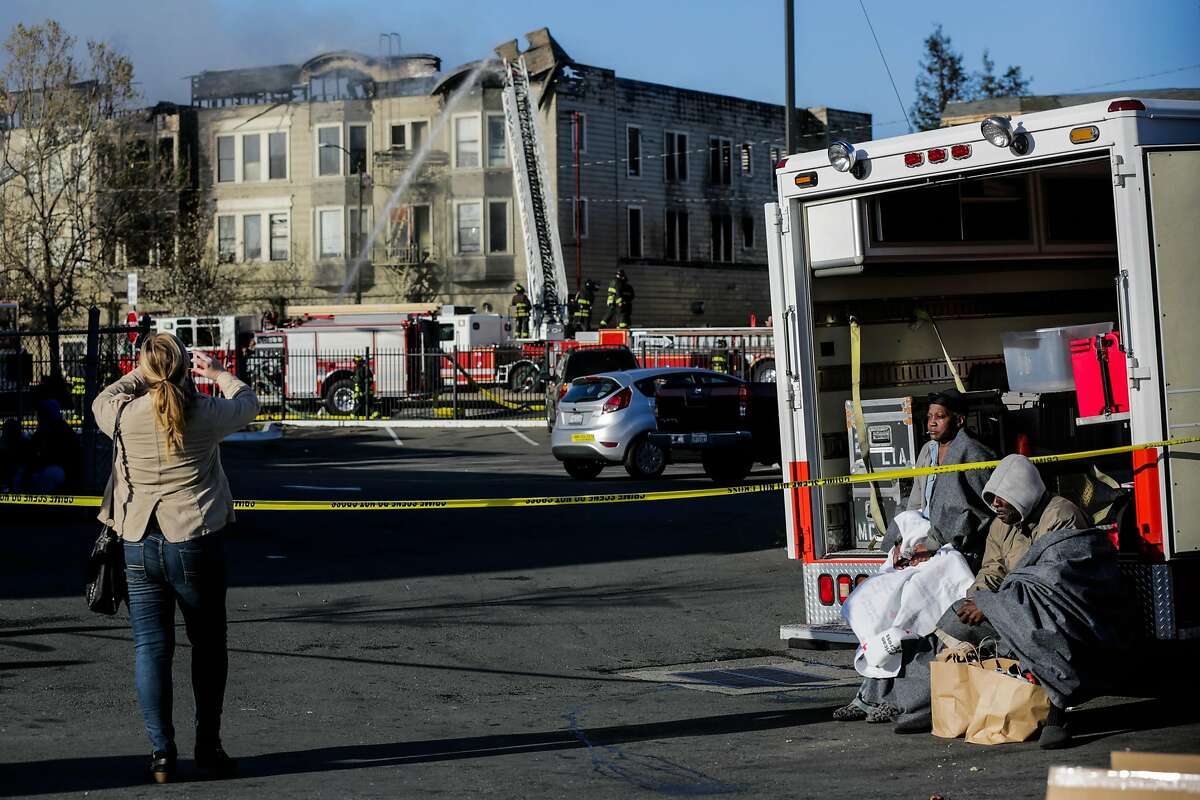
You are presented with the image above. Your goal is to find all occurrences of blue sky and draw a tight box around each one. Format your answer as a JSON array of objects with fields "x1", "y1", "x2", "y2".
[{"x1": 1, "y1": 0, "x2": 1197, "y2": 137}]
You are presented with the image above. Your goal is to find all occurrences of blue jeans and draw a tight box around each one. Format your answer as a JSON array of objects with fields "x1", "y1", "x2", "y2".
[{"x1": 124, "y1": 525, "x2": 228, "y2": 754}]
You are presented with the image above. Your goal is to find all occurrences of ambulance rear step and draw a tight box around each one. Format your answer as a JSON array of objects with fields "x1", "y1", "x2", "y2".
[{"x1": 780, "y1": 623, "x2": 858, "y2": 646}]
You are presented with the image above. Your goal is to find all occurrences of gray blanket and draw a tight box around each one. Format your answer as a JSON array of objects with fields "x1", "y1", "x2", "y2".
[{"x1": 972, "y1": 527, "x2": 1124, "y2": 707}]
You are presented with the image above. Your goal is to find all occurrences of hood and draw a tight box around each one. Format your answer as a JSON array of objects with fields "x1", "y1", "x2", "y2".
[{"x1": 982, "y1": 454, "x2": 1045, "y2": 522}]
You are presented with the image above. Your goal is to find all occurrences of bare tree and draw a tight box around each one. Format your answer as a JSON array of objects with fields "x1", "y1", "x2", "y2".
[{"x1": 0, "y1": 20, "x2": 139, "y2": 375}]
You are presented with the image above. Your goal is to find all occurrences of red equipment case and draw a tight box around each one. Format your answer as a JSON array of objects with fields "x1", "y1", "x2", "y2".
[{"x1": 1070, "y1": 331, "x2": 1129, "y2": 417}]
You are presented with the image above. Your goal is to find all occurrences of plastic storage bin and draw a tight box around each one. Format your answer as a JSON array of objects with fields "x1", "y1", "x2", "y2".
[{"x1": 1002, "y1": 322, "x2": 1112, "y2": 393}]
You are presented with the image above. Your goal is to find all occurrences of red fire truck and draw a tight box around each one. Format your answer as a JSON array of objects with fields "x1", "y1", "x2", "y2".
[{"x1": 766, "y1": 98, "x2": 1199, "y2": 643}]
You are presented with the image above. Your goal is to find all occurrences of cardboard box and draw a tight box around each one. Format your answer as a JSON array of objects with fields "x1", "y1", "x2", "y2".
[{"x1": 1045, "y1": 752, "x2": 1200, "y2": 799}]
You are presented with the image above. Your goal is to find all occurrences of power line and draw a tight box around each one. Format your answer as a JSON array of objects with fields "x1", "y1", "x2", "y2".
[
  {"x1": 1059, "y1": 62, "x2": 1200, "y2": 93},
  {"x1": 857, "y1": 0, "x2": 912, "y2": 134}
]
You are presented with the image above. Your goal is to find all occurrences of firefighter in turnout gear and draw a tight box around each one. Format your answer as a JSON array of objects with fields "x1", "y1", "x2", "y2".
[
  {"x1": 352, "y1": 354, "x2": 374, "y2": 417},
  {"x1": 710, "y1": 338, "x2": 731, "y2": 374},
  {"x1": 511, "y1": 283, "x2": 531, "y2": 338},
  {"x1": 600, "y1": 270, "x2": 633, "y2": 329},
  {"x1": 574, "y1": 279, "x2": 599, "y2": 332}
]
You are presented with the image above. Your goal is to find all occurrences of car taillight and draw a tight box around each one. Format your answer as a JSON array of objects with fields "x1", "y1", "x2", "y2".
[
  {"x1": 738, "y1": 384, "x2": 749, "y2": 417},
  {"x1": 817, "y1": 574, "x2": 834, "y2": 606},
  {"x1": 602, "y1": 386, "x2": 632, "y2": 414},
  {"x1": 558, "y1": 383, "x2": 569, "y2": 400},
  {"x1": 1108, "y1": 99, "x2": 1145, "y2": 112},
  {"x1": 837, "y1": 575, "x2": 853, "y2": 604}
]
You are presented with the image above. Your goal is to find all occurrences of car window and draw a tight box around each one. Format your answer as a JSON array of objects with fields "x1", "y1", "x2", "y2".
[
  {"x1": 696, "y1": 372, "x2": 740, "y2": 386},
  {"x1": 652, "y1": 373, "x2": 696, "y2": 391},
  {"x1": 563, "y1": 377, "x2": 620, "y2": 403},
  {"x1": 564, "y1": 349, "x2": 638, "y2": 381}
]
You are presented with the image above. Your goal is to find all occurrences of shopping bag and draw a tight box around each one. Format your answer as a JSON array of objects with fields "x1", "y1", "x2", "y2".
[
  {"x1": 964, "y1": 657, "x2": 1050, "y2": 745},
  {"x1": 930, "y1": 646, "x2": 977, "y2": 739}
]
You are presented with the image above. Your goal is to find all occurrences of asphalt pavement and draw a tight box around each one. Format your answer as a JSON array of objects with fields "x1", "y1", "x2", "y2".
[{"x1": 1, "y1": 426, "x2": 1196, "y2": 799}]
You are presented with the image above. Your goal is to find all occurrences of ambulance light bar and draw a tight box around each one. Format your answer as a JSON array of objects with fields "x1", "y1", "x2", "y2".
[{"x1": 1107, "y1": 99, "x2": 1145, "y2": 112}]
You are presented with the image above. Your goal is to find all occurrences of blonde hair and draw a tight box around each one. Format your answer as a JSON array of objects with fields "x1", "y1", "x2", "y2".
[{"x1": 140, "y1": 333, "x2": 194, "y2": 454}]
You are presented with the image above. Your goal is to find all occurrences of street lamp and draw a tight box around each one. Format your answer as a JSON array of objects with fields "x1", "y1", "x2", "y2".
[{"x1": 319, "y1": 141, "x2": 369, "y2": 304}]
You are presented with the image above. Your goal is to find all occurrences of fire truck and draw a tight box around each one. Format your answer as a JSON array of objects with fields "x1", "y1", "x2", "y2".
[{"x1": 765, "y1": 98, "x2": 1200, "y2": 643}]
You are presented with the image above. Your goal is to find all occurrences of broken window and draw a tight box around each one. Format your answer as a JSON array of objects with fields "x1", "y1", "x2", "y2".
[
  {"x1": 456, "y1": 201, "x2": 481, "y2": 253},
  {"x1": 454, "y1": 116, "x2": 481, "y2": 168},
  {"x1": 708, "y1": 137, "x2": 732, "y2": 185},
  {"x1": 390, "y1": 124, "x2": 406, "y2": 150},
  {"x1": 627, "y1": 206, "x2": 643, "y2": 258},
  {"x1": 665, "y1": 210, "x2": 689, "y2": 261},
  {"x1": 243, "y1": 214, "x2": 262, "y2": 260},
  {"x1": 317, "y1": 126, "x2": 340, "y2": 176},
  {"x1": 741, "y1": 215, "x2": 755, "y2": 249},
  {"x1": 664, "y1": 131, "x2": 688, "y2": 183},
  {"x1": 569, "y1": 112, "x2": 587, "y2": 153},
  {"x1": 487, "y1": 115, "x2": 507, "y2": 167},
  {"x1": 217, "y1": 215, "x2": 235, "y2": 262},
  {"x1": 711, "y1": 214, "x2": 733, "y2": 262},
  {"x1": 269, "y1": 212, "x2": 289, "y2": 261},
  {"x1": 349, "y1": 125, "x2": 367, "y2": 174},
  {"x1": 243, "y1": 134, "x2": 261, "y2": 181},
  {"x1": 268, "y1": 132, "x2": 287, "y2": 180},
  {"x1": 410, "y1": 121, "x2": 427, "y2": 150},
  {"x1": 319, "y1": 208, "x2": 343, "y2": 258},
  {"x1": 488, "y1": 200, "x2": 508, "y2": 253},
  {"x1": 216, "y1": 136, "x2": 234, "y2": 182},
  {"x1": 768, "y1": 146, "x2": 783, "y2": 189},
  {"x1": 740, "y1": 143, "x2": 753, "y2": 177},
  {"x1": 627, "y1": 126, "x2": 641, "y2": 177}
]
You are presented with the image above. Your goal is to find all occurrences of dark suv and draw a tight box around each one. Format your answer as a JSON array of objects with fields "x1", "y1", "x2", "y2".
[{"x1": 545, "y1": 345, "x2": 639, "y2": 430}]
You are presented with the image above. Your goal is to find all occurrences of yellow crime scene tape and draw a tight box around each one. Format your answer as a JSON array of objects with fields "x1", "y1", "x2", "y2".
[{"x1": 2, "y1": 436, "x2": 1196, "y2": 512}]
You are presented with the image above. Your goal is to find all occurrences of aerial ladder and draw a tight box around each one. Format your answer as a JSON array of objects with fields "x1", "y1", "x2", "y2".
[{"x1": 500, "y1": 57, "x2": 570, "y2": 340}]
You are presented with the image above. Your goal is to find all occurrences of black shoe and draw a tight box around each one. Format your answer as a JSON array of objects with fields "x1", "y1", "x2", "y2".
[
  {"x1": 194, "y1": 744, "x2": 237, "y2": 778},
  {"x1": 893, "y1": 716, "x2": 932, "y2": 735},
  {"x1": 149, "y1": 751, "x2": 176, "y2": 784},
  {"x1": 1040, "y1": 703, "x2": 1072, "y2": 750}
]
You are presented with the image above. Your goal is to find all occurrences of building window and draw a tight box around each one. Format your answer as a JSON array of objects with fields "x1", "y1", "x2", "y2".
[
  {"x1": 348, "y1": 125, "x2": 367, "y2": 174},
  {"x1": 570, "y1": 113, "x2": 587, "y2": 153},
  {"x1": 741, "y1": 215, "x2": 756, "y2": 250},
  {"x1": 665, "y1": 210, "x2": 689, "y2": 261},
  {"x1": 318, "y1": 208, "x2": 344, "y2": 258},
  {"x1": 454, "y1": 115, "x2": 481, "y2": 168},
  {"x1": 242, "y1": 134, "x2": 261, "y2": 182},
  {"x1": 573, "y1": 197, "x2": 588, "y2": 240},
  {"x1": 243, "y1": 214, "x2": 262, "y2": 260},
  {"x1": 740, "y1": 143, "x2": 753, "y2": 177},
  {"x1": 711, "y1": 214, "x2": 733, "y2": 262},
  {"x1": 390, "y1": 124, "x2": 406, "y2": 150},
  {"x1": 456, "y1": 201, "x2": 481, "y2": 253},
  {"x1": 488, "y1": 200, "x2": 508, "y2": 253},
  {"x1": 627, "y1": 206, "x2": 643, "y2": 259},
  {"x1": 769, "y1": 146, "x2": 783, "y2": 189},
  {"x1": 217, "y1": 215, "x2": 235, "y2": 261},
  {"x1": 216, "y1": 136, "x2": 235, "y2": 182},
  {"x1": 708, "y1": 137, "x2": 732, "y2": 185},
  {"x1": 389, "y1": 120, "x2": 429, "y2": 152},
  {"x1": 269, "y1": 212, "x2": 289, "y2": 261},
  {"x1": 627, "y1": 126, "x2": 641, "y2": 177},
  {"x1": 411, "y1": 120, "x2": 427, "y2": 150},
  {"x1": 486, "y1": 114, "x2": 507, "y2": 167},
  {"x1": 317, "y1": 126, "x2": 341, "y2": 176},
  {"x1": 268, "y1": 132, "x2": 287, "y2": 180},
  {"x1": 664, "y1": 131, "x2": 688, "y2": 183}
]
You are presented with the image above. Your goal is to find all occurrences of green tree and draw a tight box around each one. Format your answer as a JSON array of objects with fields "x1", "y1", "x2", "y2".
[
  {"x1": 911, "y1": 24, "x2": 969, "y2": 131},
  {"x1": 998, "y1": 64, "x2": 1032, "y2": 97},
  {"x1": 973, "y1": 49, "x2": 1032, "y2": 99}
]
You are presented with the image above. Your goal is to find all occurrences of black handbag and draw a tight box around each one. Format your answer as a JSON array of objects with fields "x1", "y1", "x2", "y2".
[{"x1": 86, "y1": 403, "x2": 130, "y2": 615}]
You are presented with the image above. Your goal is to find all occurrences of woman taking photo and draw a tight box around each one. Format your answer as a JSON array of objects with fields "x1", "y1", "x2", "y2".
[{"x1": 93, "y1": 333, "x2": 259, "y2": 783}]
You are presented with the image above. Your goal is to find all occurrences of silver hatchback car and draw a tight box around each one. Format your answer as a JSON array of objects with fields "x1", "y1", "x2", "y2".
[{"x1": 551, "y1": 368, "x2": 698, "y2": 480}]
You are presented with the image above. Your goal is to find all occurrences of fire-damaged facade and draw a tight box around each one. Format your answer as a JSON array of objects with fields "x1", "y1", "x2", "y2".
[{"x1": 187, "y1": 29, "x2": 870, "y2": 325}]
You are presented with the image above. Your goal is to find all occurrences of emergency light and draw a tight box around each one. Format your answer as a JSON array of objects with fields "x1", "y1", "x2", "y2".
[
  {"x1": 981, "y1": 115, "x2": 1014, "y2": 148},
  {"x1": 827, "y1": 140, "x2": 856, "y2": 172}
]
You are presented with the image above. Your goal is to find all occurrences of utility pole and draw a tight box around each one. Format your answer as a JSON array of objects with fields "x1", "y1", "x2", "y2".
[{"x1": 784, "y1": 0, "x2": 797, "y2": 155}]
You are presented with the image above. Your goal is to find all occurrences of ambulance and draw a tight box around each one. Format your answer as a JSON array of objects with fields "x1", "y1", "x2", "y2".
[{"x1": 765, "y1": 98, "x2": 1200, "y2": 642}]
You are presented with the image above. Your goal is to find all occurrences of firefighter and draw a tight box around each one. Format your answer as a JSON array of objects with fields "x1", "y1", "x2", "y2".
[
  {"x1": 710, "y1": 338, "x2": 730, "y2": 374},
  {"x1": 564, "y1": 291, "x2": 578, "y2": 337},
  {"x1": 573, "y1": 279, "x2": 599, "y2": 332},
  {"x1": 352, "y1": 354, "x2": 373, "y2": 417},
  {"x1": 600, "y1": 270, "x2": 633, "y2": 329},
  {"x1": 511, "y1": 282, "x2": 531, "y2": 338}
]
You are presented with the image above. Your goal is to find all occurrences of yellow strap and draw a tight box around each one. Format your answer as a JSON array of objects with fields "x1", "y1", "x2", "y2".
[
  {"x1": 917, "y1": 308, "x2": 967, "y2": 393},
  {"x1": 849, "y1": 317, "x2": 888, "y2": 545}
]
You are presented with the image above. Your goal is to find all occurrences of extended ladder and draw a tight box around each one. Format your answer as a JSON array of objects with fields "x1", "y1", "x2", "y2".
[{"x1": 500, "y1": 58, "x2": 569, "y2": 340}]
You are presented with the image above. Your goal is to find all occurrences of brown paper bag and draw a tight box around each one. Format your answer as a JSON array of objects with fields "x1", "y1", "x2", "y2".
[
  {"x1": 964, "y1": 657, "x2": 1050, "y2": 745},
  {"x1": 931, "y1": 647, "x2": 977, "y2": 739}
]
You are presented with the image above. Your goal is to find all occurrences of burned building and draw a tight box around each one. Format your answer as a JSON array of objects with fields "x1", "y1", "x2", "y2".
[{"x1": 187, "y1": 30, "x2": 870, "y2": 324}]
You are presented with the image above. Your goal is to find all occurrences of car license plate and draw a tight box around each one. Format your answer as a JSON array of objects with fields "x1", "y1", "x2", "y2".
[
  {"x1": 568, "y1": 413, "x2": 584, "y2": 425},
  {"x1": 571, "y1": 433, "x2": 595, "y2": 443},
  {"x1": 691, "y1": 433, "x2": 708, "y2": 444}
]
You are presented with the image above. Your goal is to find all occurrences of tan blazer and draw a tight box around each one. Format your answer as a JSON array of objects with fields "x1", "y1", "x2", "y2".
[{"x1": 93, "y1": 368, "x2": 260, "y2": 542}]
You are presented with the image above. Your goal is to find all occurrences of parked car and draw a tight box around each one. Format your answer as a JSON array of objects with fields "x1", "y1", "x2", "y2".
[
  {"x1": 551, "y1": 367, "x2": 700, "y2": 480},
  {"x1": 544, "y1": 345, "x2": 639, "y2": 431},
  {"x1": 648, "y1": 372, "x2": 779, "y2": 484}
]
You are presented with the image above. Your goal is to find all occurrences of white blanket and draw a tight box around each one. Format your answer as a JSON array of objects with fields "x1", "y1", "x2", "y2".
[{"x1": 842, "y1": 545, "x2": 975, "y2": 678}]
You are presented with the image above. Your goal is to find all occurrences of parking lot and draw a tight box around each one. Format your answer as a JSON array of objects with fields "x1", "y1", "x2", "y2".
[{"x1": 2, "y1": 426, "x2": 1197, "y2": 799}]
